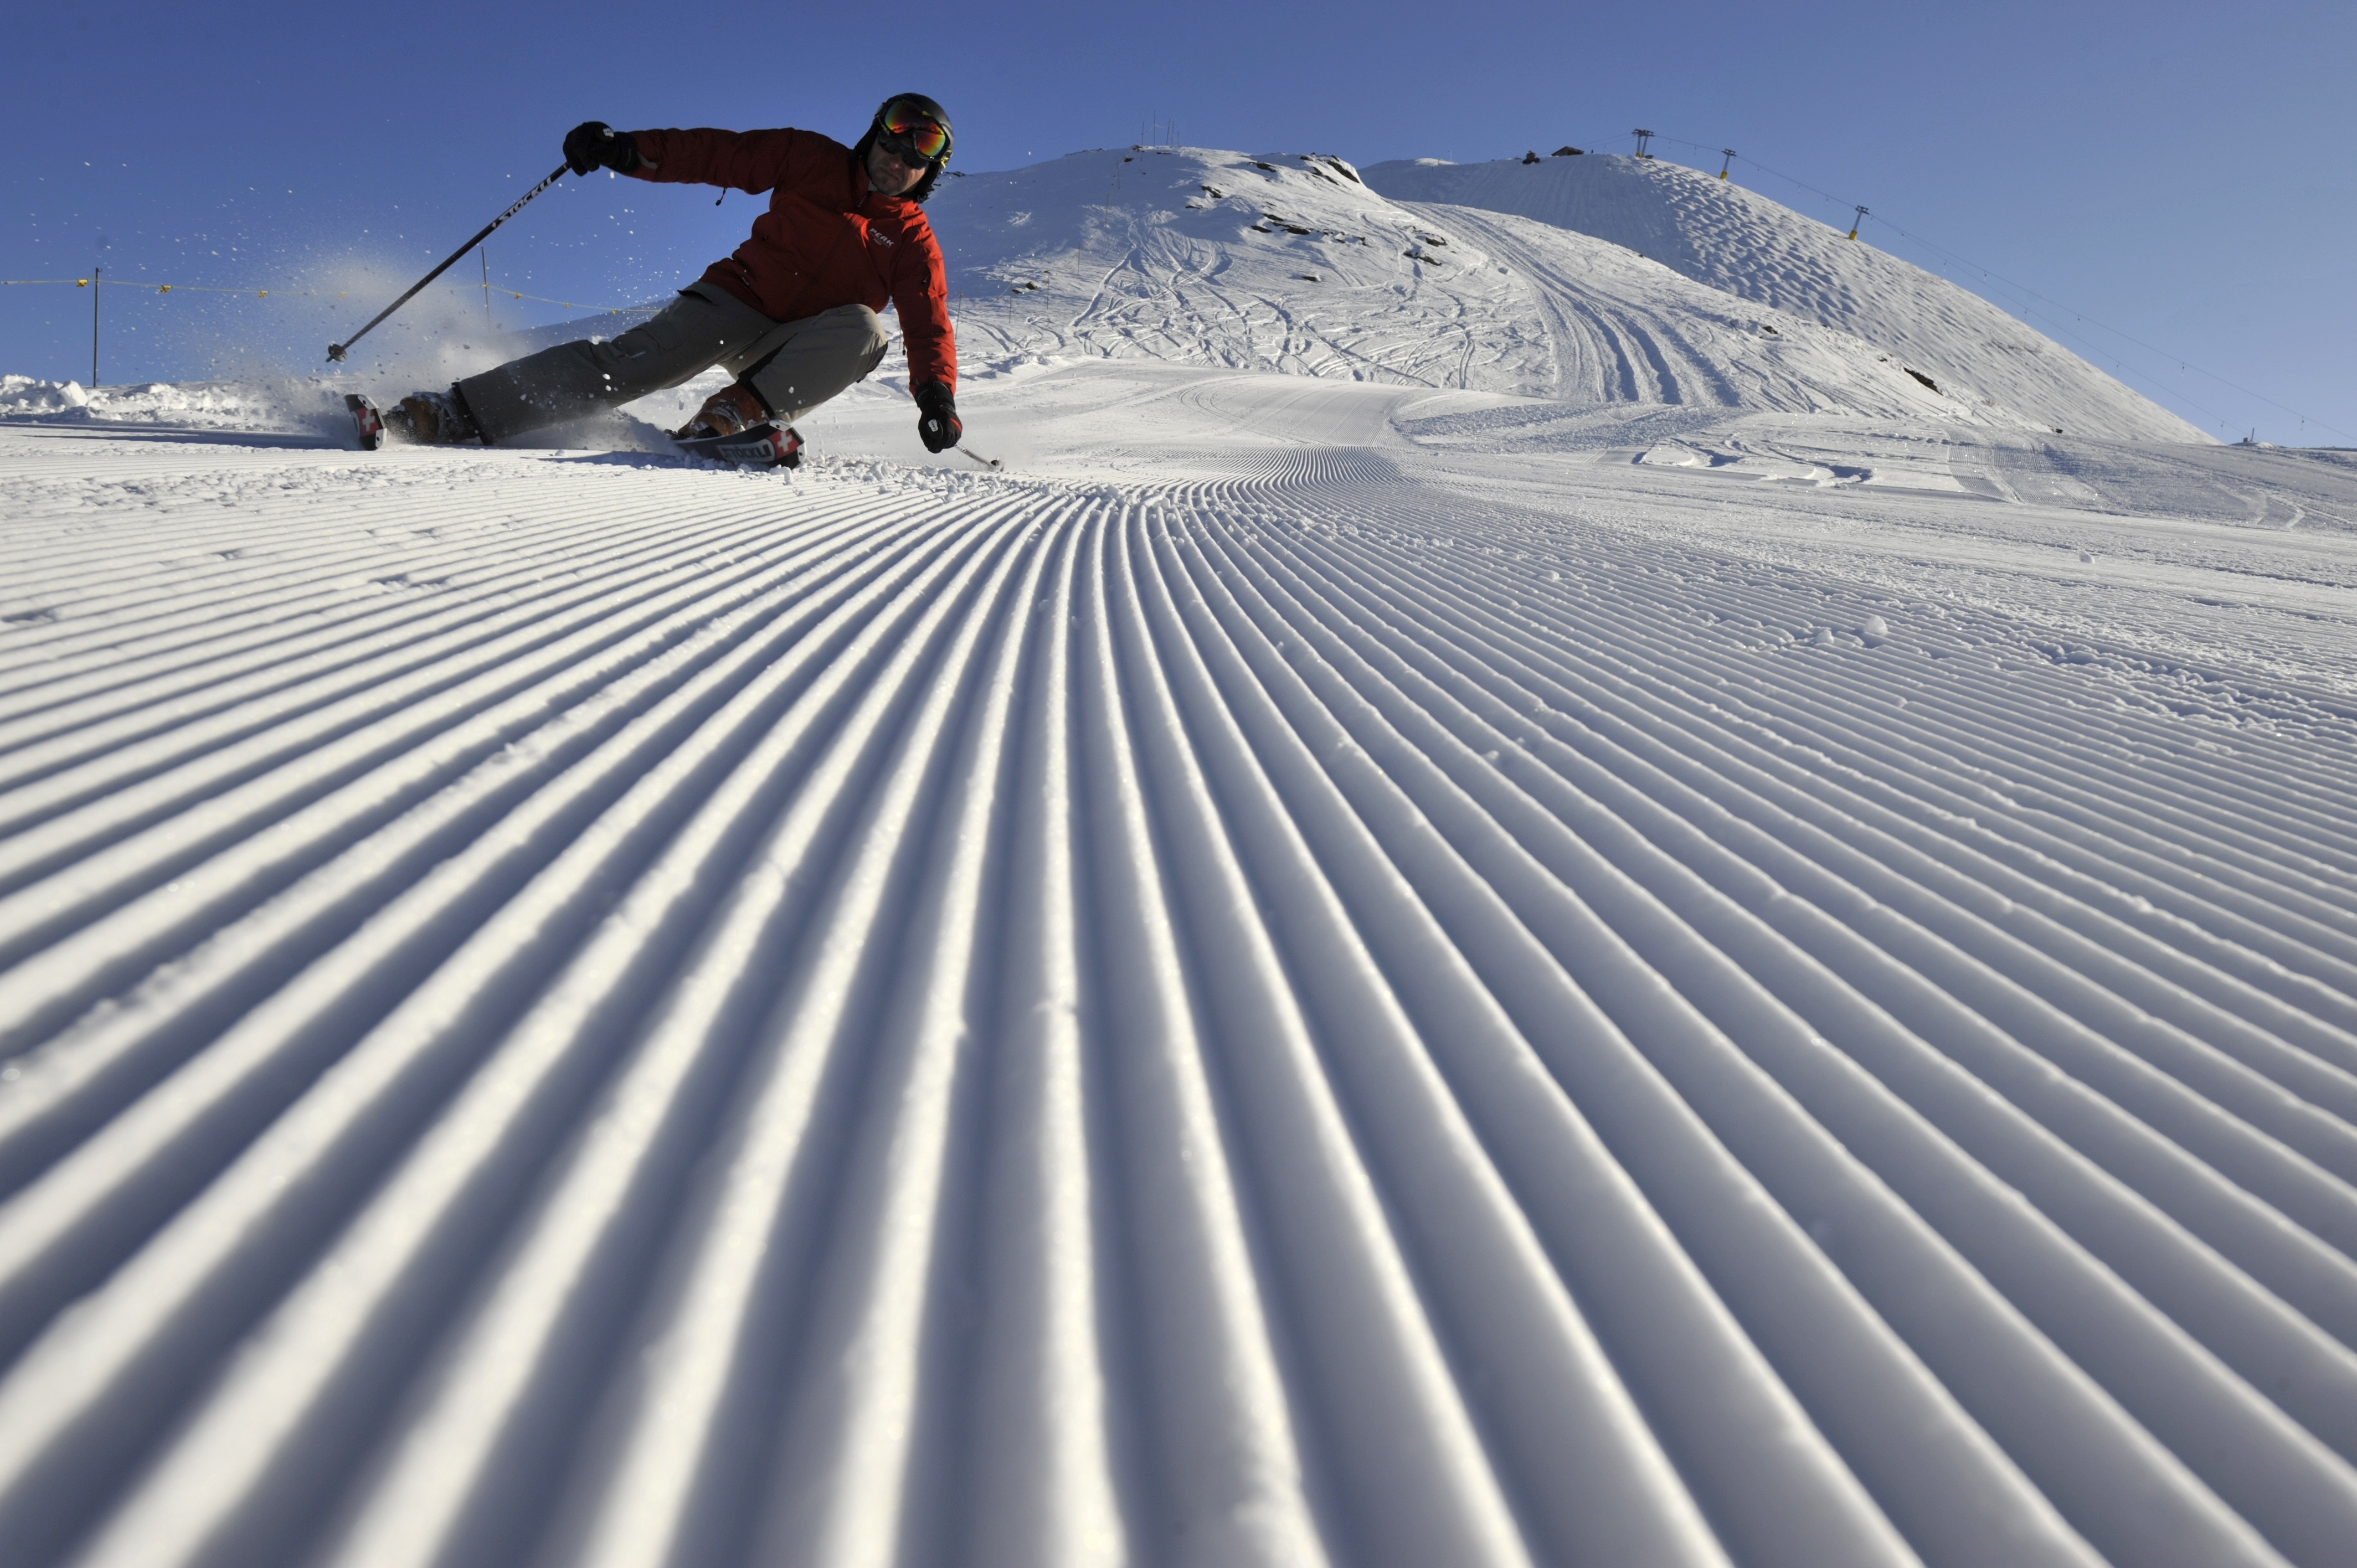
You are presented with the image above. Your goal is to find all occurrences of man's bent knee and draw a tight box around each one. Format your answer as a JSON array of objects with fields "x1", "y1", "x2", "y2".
[
  {"x1": 842, "y1": 305, "x2": 891, "y2": 354},
  {"x1": 742, "y1": 305, "x2": 894, "y2": 423},
  {"x1": 456, "y1": 288, "x2": 770, "y2": 441}
]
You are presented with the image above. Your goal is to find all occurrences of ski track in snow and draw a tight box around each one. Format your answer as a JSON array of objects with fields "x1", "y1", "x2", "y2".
[{"x1": 2, "y1": 358, "x2": 2357, "y2": 1567}]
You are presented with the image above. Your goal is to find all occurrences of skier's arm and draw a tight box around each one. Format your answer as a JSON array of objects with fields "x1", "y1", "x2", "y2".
[
  {"x1": 894, "y1": 238, "x2": 960, "y2": 451},
  {"x1": 625, "y1": 128, "x2": 804, "y2": 195},
  {"x1": 893, "y1": 239, "x2": 957, "y2": 397}
]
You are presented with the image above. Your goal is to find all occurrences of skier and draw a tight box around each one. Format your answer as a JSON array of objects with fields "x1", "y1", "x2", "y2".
[{"x1": 373, "y1": 94, "x2": 962, "y2": 466}]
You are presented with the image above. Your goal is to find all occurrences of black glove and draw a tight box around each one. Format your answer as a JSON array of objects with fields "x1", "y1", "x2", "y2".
[
  {"x1": 563, "y1": 121, "x2": 641, "y2": 177},
  {"x1": 914, "y1": 381, "x2": 961, "y2": 453}
]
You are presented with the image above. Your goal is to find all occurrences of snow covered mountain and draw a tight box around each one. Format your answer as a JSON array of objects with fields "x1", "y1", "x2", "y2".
[
  {"x1": 928, "y1": 145, "x2": 2204, "y2": 443},
  {"x1": 1362, "y1": 151, "x2": 2207, "y2": 444}
]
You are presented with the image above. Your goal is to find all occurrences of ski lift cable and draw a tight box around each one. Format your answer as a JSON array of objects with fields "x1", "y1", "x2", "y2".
[
  {"x1": 1960, "y1": 299, "x2": 2244, "y2": 430},
  {"x1": 1627, "y1": 138, "x2": 2245, "y2": 426},
  {"x1": 1649, "y1": 132, "x2": 2348, "y2": 440},
  {"x1": 1850, "y1": 210, "x2": 2346, "y2": 440}
]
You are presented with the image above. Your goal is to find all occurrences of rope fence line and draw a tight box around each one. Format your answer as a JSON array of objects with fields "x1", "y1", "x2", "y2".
[
  {"x1": 7, "y1": 270, "x2": 646, "y2": 388},
  {"x1": 2, "y1": 276, "x2": 640, "y2": 312}
]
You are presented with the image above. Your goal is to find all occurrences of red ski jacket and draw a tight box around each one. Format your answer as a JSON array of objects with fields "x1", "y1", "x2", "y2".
[{"x1": 627, "y1": 125, "x2": 955, "y2": 391}]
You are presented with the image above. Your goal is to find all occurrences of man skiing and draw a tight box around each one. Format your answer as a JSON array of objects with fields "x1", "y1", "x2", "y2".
[{"x1": 373, "y1": 94, "x2": 962, "y2": 466}]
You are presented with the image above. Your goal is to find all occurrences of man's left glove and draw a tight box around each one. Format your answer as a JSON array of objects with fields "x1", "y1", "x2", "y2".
[
  {"x1": 564, "y1": 122, "x2": 641, "y2": 176},
  {"x1": 914, "y1": 381, "x2": 961, "y2": 453}
]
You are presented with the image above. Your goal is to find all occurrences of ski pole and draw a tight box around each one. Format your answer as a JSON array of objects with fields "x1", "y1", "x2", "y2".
[
  {"x1": 328, "y1": 162, "x2": 569, "y2": 362},
  {"x1": 958, "y1": 445, "x2": 1002, "y2": 471}
]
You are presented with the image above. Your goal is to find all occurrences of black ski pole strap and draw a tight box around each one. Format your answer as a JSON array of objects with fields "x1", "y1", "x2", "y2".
[{"x1": 328, "y1": 162, "x2": 570, "y2": 363}]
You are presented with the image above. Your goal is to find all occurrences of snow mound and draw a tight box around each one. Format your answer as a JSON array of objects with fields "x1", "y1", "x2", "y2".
[
  {"x1": 0, "y1": 303, "x2": 675, "y2": 449},
  {"x1": 1362, "y1": 152, "x2": 2207, "y2": 444},
  {"x1": 0, "y1": 376, "x2": 91, "y2": 416},
  {"x1": 0, "y1": 373, "x2": 351, "y2": 439}
]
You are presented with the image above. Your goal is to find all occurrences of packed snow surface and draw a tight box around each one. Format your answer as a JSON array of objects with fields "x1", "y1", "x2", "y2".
[{"x1": 2, "y1": 145, "x2": 2356, "y2": 1568}]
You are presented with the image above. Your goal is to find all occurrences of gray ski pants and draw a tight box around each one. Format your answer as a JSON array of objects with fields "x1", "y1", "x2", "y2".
[{"x1": 457, "y1": 283, "x2": 892, "y2": 443}]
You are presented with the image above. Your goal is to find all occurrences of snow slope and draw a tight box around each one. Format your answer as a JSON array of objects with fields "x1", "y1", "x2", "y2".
[
  {"x1": 1362, "y1": 153, "x2": 2209, "y2": 445},
  {"x1": 926, "y1": 146, "x2": 2202, "y2": 444},
  {"x1": 1, "y1": 355, "x2": 2355, "y2": 1566}
]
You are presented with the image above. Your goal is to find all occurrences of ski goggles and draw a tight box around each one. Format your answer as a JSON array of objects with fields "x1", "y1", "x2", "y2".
[{"x1": 877, "y1": 104, "x2": 951, "y2": 164}]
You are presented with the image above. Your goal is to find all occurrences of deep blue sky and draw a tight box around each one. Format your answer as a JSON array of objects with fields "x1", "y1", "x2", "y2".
[{"x1": 7, "y1": 0, "x2": 2350, "y2": 445}]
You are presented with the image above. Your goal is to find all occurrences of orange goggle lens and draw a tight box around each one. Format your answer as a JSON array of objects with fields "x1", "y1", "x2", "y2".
[{"x1": 880, "y1": 112, "x2": 949, "y2": 162}]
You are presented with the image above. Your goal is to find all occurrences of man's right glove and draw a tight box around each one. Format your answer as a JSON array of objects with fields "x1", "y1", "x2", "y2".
[
  {"x1": 914, "y1": 381, "x2": 962, "y2": 453},
  {"x1": 564, "y1": 122, "x2": 642, "y2": 177}
]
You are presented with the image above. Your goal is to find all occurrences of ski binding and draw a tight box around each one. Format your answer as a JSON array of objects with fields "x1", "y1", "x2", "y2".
[{"x1": 675, "y1": 422, "x2": 803, "y2": 468}]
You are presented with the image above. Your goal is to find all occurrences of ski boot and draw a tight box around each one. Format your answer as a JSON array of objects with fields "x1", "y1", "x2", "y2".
[
  {"x1": 673, "y1": 383, "x2": 802, "y2": 468},
  {"x1": 383, "y1": 386, "x2": 484, "y2": 446}
]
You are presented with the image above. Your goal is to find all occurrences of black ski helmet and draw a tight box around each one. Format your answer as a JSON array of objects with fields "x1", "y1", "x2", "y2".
[{"x1": 856, "y1": 92, "x2": 954, "y2": 203}]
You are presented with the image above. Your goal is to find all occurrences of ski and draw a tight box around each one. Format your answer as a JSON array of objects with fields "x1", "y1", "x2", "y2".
[
  {"x1": 675, "y1": 422, "x2": 804, "y2": 468},
  {"x1": 350, "y1": 394, "x2": 806, "y2": 468},
  {"x1": 346, "y1": 393, "x2": 385, "y2": 451}
]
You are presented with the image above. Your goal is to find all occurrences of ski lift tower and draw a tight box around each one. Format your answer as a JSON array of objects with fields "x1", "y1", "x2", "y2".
[
  {"x1": 1719, "y1": 148, "x2": 1737, "y2": 179},
  {"x1": 1847, "y1": 205, "x2": 1869, "y2": 240},
  {"x1": 1632, "y1": 129, "x2": 1654, "y2": 158}
]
